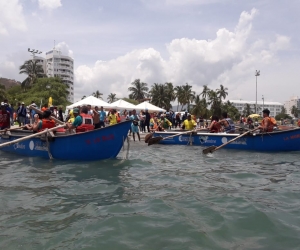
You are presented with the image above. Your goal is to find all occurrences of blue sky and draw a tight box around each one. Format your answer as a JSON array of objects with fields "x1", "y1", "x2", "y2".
[{"x1": 1, "y1": 0, "x2": 300, "y2": 103}]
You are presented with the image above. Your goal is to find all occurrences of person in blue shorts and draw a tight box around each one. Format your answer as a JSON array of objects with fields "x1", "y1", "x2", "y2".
[{"x1": 130, "y1": 109, "x2": 140, "y2": 141}]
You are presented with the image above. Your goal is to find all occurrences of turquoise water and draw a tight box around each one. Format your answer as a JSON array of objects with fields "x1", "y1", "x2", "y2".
[{"x1": 0, "y1": 142, "x2": 300, "y2": 249}]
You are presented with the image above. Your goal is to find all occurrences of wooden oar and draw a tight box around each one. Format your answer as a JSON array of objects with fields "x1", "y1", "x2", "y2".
[
  {"x1": 148, "y1": 130, "x2": 196, "y2": 146},
  {"x1": 29, "y1": 105, "x2": 64, "y2": 125},
  {"x1": 0, "y1": 126, "x2": 26, "y2": 133},
  {"x1": 202, "y1": 128, "x2": 260, "y2": 154},
  {"x1": 0, "y1": 124, "x2": 65, "y2": 149}
]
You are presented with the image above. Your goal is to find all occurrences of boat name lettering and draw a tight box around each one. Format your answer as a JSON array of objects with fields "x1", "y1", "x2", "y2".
[
  {"x1": 178, "y1": 136, "x2": 194, "y2": 142},
  {"x1": 290, "y1": 134, "x2": 300, "y2": 140},
  {"x1": 14, "y1": 143, "x2": 26, "y2": 150},
  {"x1": 34, "y1": 142, "x2": 47, "y2": 151},
  {"x1": 85, "y1": 134, "x2": 115, "y2": 145},
  {"x1": 199, "y1": 136, "x2": 216, "y2": 144}
]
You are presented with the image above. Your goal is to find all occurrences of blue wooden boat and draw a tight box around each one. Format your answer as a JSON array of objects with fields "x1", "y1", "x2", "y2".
[
  {"x1": 0, "y1": 121, "x2": 131, "y2": 161},
  {"x1": 151, "y1": 128, "x2": 300, "y2": 152}
]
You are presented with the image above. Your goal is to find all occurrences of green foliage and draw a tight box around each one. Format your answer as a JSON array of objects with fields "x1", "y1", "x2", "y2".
[
  {"x1": 107, "y1": 93, "x2": 118, "y2": 103},
  {"x1": 92, "y1": 90, "x2": 103, "y2": 99},
  {"x1": 0, "y1": 84, "x2": 7, "y2": 101},
  {"x1": 275, "y1": 113, "x2": 292, "y2": 120},
  {"x1": 7, "y1": 77, "x2": 70, "y2": 109},
  {"x1": 221, "y1": 101, "x2": 240, "y2": 121},
  {"x1": 242, "y1": 103, "x2": 252, "y2": 117},
  {"x1": 149, "y1": 83, "x2": 172, "y2": 110},
  {"x1": 128, "y1": 79, "x2": 149, "y2": 102},
  {"x1": 290, "y1": 105, "x2": 299, "y2": 118},
  {"x1": 19, "y1": 60, "x2": 46, "y2": 89},
  {"x1": 122, "y1": 98, "x2": 139, "y2": 105}
]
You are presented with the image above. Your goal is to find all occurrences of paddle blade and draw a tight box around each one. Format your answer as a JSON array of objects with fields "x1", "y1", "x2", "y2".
[
  {"x1": 144, "y1": 133, "x2": 153, "y2": 143},
  {"x1": 202, "y1": 146, "x2": 217, "y2": 154},
  {"x1": 148, "y1": 136, "x2": 163, "y2": 146}
]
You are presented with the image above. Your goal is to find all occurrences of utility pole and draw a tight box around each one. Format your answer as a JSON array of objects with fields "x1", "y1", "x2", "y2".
[
  {"x1": 255, "y1": 70, "x2": 260, "y2": 113},
  {"x1": 262, "y1": 95, "x2": 264, "y2": 111}
]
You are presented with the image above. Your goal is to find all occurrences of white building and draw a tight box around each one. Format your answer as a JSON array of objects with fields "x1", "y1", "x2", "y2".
[
  {"x1": 284, "y1": 96, "x2": 300, "y2": 117},
  {"x1": 31, "y1": 49, "x2": 74, "y2": 103},
  {"x1": 229, "y1": 100, "x2": 283, "y2": 117},
  {"x1": 45, "y1": 49, "x2": 74, "y2": 102}
]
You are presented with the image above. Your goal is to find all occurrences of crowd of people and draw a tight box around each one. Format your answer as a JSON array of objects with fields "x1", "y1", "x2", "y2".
[{"x1": 0, "y1": 98, "x2": 296, "y2": 139}]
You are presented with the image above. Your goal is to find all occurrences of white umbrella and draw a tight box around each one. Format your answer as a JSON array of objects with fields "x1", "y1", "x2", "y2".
[
  {"x1": 110, "y1": 99, "x2": 137, "y2": 110},
  {"x1": 66, "y1": 96, "x2": 114, "y2": 109},
  {"x1": 135, "y1": 101, "x2": 166, "y2": 112}
]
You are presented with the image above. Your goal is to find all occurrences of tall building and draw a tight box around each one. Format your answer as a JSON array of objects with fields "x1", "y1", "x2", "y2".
[
  {"x1": 229, "y1": 100, "x2": 283, "y2": 117},
  {"x1": 45, "y1": 49, "x2": 74, "y2": 102},
  {"x1": 284, "y1": 97, "x2": 300, "y2": 117},
  {"x1": 31, "y1": 49, "x2": 74, "y2": 103}
]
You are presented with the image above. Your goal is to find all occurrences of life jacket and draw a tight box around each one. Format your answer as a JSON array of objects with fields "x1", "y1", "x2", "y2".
[
  {"x1": 261, "y1": 117, "x2": 275, "y2": 132},
  {"x1": 76, "y1": 113, "x2": 94, "y2": 133},
  {"x1": 210, "y1": 120, "x2": 221, "y2": 133},
  {"x1": 117, "y1": 113, "x2": 121, "y2": 123},
  {"x1": 0, "y1": 110, "x2": 10, "y2": 127},
  {"x1": 38, "y1": 119, "x2": 55, "y2": 131},
  {"x1": 224, "y1": 118, "x2": 235, "y2": 133}
]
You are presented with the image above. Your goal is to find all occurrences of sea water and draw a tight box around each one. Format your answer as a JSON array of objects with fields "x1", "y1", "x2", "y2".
[{"x1": 0, "y1": 142, "x2": 300, "y2": 249}]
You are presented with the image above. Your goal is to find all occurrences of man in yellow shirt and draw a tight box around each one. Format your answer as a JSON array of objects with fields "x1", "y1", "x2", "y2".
[{"x1": 181, "y1": 114, "x2": 197, "y2": 130}]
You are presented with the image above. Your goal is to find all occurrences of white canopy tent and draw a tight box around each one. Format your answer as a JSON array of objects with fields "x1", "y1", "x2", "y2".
[
  {"x1": 110, "y1": 99, "x2": 137, "y2": 110},
  {"x1": 135, "y1": 101, "x2": 166, "y2": 112},
  {"x1": 66, "y1": 96, "x2": 114, "y2": 109}
]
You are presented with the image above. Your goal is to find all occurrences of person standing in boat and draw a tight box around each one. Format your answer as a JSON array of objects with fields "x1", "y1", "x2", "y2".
[
  {"x1": 219, "y1": 112, "x2": 235, "y2": 133},
  {"x1": 0, "y1": 103, "x2": 11, "y2": 130},
  {"x1": 209, "y1": 115, "x2": 221, "y2": 133},
  {"x1": 66, "y1": 106, "x2": 94, "y2": 133},
  {"x1": 258, "y1": 109, "x2": 276, "y2": 132},
  {"x1": 181, "y1": 114, "x2": 196, "y2": 130}
]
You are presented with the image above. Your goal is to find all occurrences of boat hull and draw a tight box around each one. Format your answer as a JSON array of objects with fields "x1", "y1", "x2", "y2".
[
  {"x1": 0, "y1": 121, "x2": 131, "y2": 161},
  {"x1": 152, "y1": 128, "x2": 300, "y2": 152}
]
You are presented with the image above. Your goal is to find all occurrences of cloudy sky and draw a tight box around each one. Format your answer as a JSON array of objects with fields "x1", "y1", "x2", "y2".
[{"x1": 1, "y1": 0, "x2": 299, "y2": 103}]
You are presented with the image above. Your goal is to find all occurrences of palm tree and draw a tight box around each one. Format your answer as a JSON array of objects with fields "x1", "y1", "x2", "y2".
[
  {"x1": 92, "y1": 90, "x2": 103, "y2": 99},
  {"x1": 201, "y1": 85, "x2": 210, "y2": 99},
  {"x1": 208, "y1": 90, "x2": 222, "y2": 116},
  {"x1": 81, "y1": 95, "x2": 86, "y2": 100},
  {"x1": 19, "y1": 60, "x2": 45, "y2": 89},
  {"x1": 107, "y1": 93, "x2": 118, "y2": 103},
  {"x1": 191, "y1": 95, "x2": 209, "y2": 118},
  {"x1": 149, "y1": 83, "x2": 171, "y2": 109},
  {"x1": 242, "y1": 103, "x2": 252, "y2": 117},
  {"x1": 174, "y1": 85, "x2": 183, "y2": 111},
  {"x1": 128, "y1": 79, "x2": 149, "y2": 102},
  {"x1": 181, "y1": 83, "x2": 195, "y2": 111},
  {"x1": 216, "y1": 84, "x2": 228, "y2": 100},
  {"x1": 290, "y1": 105, "x2": 299, "y2": 118},
  {"x1": 222, "y1": 100, "x2": 240, "y2": 121}
]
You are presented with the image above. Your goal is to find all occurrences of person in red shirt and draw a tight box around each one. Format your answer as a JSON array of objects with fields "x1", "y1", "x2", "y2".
[{"x1": 0, "y1": 103, "x2": 11, "y2": 130}]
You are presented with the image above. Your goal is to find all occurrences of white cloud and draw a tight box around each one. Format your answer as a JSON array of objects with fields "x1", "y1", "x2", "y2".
[
  {"x1": 73, "y1": 9, "x2": 291, "y2": 102},
  {"x1": 0, "y1": 0, "x2": 27, "y2": 35},
  {"x1": 38, "y1": 0, "x2": 62, "y2": 10},
  {"x1": 55, "y1": 42, "x2": 74, "y2": 58}
]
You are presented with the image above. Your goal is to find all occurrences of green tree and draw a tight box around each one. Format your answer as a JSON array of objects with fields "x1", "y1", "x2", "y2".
[
  {"x1": 81, "y1": 95, "x2": 86, "y2": 100},
  {"x1": 0, "y1": 84, "x2": 7, "y2": 101},
  {"x1": 221, "y1": 101, "x2": 240, "y2": 121},
  {"x1": 242, "y1": 103, "x2": 252, "y2": 117},
  {"x1": 208, "y1": 90, "x2": 221, "y2": 117},
  {"x1": 19, "y1": 60, "x2": 45, "y2": 89},
  {"x1": 149, "y1": 83, "x2": 171, "y2": 109},
  {"x1": 180, "y1": 83, "x2": 195, "y2": 111},
  {"x1": 290, "y1": 105, "x2": 299, "y2": 118},
  {"x1": 92, "y1": 90, "x2": 103, "y2": 99},
  {"x1": 107, "y1": 93, "x2": 118, "y2": 103},
  {"x1": 191, "y1": 94, "x2": 210, "y2": 118},
  {"x1": 128, "y1": 79, "x2": 148, "y2": 102},
  {"x1": 216, "y1": 84, "x2": 228, "y2": 100},
  {"x1": 174, "y1": 85, "x2": 183, "y2": 111},
  {"x1": 122, "y1": 98, "x2": 139, "y2": 105},
  {"x1": 201, "y1": 85, "x2": 210, "y2": 99},
  {"x1": 8, "y1": 77, "x2": 70, "y2": 108}
]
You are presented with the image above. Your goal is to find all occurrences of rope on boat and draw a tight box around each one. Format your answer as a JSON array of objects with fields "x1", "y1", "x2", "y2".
[
  {"x1": 46, "y1": 129, "x2": 53, "y2": 160},
  {"x1": 126, "y1": 135, "x2": 130, "y2": 159}
]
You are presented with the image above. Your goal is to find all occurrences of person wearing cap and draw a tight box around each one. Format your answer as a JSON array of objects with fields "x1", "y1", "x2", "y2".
[
  {"x1": 17, "y1": 102, "x2": 26, "y2": 127},
  {"x1": 258, "y1": 109, "x2": 276, "y2": 132},
  {"x1": 66, "y1": 106, "x2": 94, "y2": 133},
  {"x1": 0, "y1": 103, "x2": 11, "y2": 130},
  {"x1": 181, "y1": 114, "x2": 196, "y2": 130}
]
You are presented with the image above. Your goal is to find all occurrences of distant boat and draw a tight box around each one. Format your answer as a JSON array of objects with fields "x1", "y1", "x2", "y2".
[
  {"x1": 0, "y1": 121, "x2": 131, "y2": 161},
  {"x1": 151, "y1": 128, "x2": 300, "y2": 152}
]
